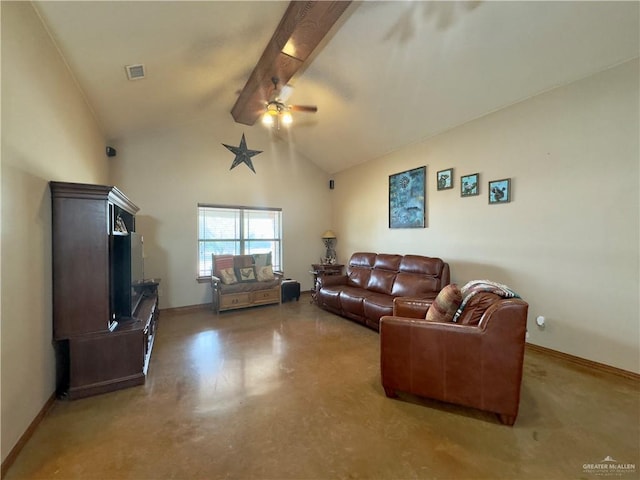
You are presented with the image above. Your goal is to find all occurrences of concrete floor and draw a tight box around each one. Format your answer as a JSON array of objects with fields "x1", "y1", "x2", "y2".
[{"x1": 5, "y1": 293, "x2": 639, "y2": 479}]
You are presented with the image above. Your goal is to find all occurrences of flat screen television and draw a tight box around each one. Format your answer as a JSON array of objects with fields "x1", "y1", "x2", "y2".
[{"x1": 130, "y1": 232, "x2": 145, "y2": 313}]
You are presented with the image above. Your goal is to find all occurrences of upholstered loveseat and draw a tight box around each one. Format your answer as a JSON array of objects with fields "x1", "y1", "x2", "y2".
[
  {"x1": 315, "y1": 252, "x2": 450, "y2": 331},
  {"x1": 211, "y1": 253, "x2": 282, "y2": 313}
]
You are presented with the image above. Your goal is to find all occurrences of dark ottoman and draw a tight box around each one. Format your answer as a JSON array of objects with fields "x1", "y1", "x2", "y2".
[{"x1": 281, "y1": 280, "x2": 301, "y2": 302}]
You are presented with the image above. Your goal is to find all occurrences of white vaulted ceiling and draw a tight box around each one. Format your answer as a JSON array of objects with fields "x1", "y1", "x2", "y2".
[{"x1": 34, "y1": 1, "x2": 639, "y2": 174}]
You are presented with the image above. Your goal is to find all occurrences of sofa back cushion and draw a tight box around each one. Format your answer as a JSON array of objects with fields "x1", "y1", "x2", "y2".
[
  {"x1": 391, "y1": 256, "x2": 447, "y2": 296},
  {"x1": 391, "y1": 273, "x2": 439, "y2": 296},
  {"x1": 373, "y1": 254, "x2": 402, "y2": 271},
  {"x1": 213, "y1": 254, "x2": 234, "y2": 277},
  {"x1": 365, "y1": 254, "x2": 402, "y2": 294},
  {"x1": 346, "y1": 252, "x2": 376, "y2": 288},
  {"x1": 457, "y1": 292, "x2": 501, "y2": 325},
  {"x1": 234, "y1": 255, "x2": 255, "y2": 269},
  {"x1": 345, "y1": 252, "x2": 449, "y2": 296},
  {"x1": 367, "y1": 269, "x2": 396, "y2": 294},
  {"x1": 253, "y1": 252, "x2": 272, "y2": 268},
  {"x1": 399, "y1": 255, "x2": 444, "y2": 276}
]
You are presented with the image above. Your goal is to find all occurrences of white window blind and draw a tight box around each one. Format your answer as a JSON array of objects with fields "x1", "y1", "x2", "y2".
[{"x1": 197, "y1": 204, "x2": 282, "y2": 277}]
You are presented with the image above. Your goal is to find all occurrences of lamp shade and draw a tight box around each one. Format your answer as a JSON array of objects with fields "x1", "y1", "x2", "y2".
[{"x1": 321, "y1": 230, "x2": 336, "y2": 239}]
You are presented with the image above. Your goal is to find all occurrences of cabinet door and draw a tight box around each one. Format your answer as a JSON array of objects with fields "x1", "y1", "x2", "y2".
[{"x1": 53, "y1": 197, "x2": 111, "y2": 338}]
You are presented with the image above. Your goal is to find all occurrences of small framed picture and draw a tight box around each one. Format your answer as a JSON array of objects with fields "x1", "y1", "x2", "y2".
[
  {"x1": 436, "y1": 168, "x2": 454, "y2": 190},
  {"x1": 460, "y1": 173, "x2": 479, "y2": 197},
  {"x1": 488, "y1": 178, "x2": 511, "y2": 204}
]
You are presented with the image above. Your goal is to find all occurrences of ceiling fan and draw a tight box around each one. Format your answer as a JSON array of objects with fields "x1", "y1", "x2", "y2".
[
  {"x1": 261, "y1": 77, "x2": 318, "y2": 128},
  {"x1": 230, "y1": 1, "x2": 352, "y2": 127}
]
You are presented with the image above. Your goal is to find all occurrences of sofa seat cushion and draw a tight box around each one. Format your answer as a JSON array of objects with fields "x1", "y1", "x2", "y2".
[
  {"x1": 363, "y1": 294, "x2": 395, "y2": 325},
  {"x1": 339, "y1": 287, "x2": 372, "y2": 316},
  {"x1": 219, "y1": 278, "x2": 280, "y2": 294}
]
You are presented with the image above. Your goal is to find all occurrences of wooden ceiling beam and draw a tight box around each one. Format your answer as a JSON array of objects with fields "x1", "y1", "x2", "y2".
[{"x1": 231, "y1": 1, "x2": 352, "y2": 126}]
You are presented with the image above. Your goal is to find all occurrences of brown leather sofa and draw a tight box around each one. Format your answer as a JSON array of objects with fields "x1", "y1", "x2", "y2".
[
  {"x1": 315, "y1": 252, "x2": 450, "y2": 331},
  {"x1": 380, "y1": 294, "x2": 529, "y2": 425}
]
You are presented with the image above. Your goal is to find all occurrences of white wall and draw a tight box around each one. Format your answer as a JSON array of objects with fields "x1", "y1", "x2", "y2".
[
  {"x1": 109, "y1": 120, "x2": 333, "y2": 309},
  {"x1": 332, "y1": 59, "x2": 640, "y2": 373},
  {"x1": 1, "y1": 2, "x2": 108, "y2": 462}
]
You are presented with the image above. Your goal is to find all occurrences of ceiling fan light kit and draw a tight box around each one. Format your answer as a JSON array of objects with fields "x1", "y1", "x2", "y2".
[
  {"x1": 260, "y1": 76, "x2": 304, "y2": 128},
  {"x1": 261, "y1": 95, "x2": 294, "y2": 128}
]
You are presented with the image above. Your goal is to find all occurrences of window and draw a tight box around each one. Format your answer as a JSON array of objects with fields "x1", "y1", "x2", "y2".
[{"x1": 197, "y1": 204, "x2": 282, "y2": 278}]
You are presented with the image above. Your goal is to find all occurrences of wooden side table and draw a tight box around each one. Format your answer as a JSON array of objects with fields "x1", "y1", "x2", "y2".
[{"x1": 310, "y1": 264, "x2": 344, "y2": 303}]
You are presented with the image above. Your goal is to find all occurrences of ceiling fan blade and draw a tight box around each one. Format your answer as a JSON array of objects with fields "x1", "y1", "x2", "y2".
[
  {"x1": 290, "y1": 105, "x2": 318, "y2": 113},
  {"x1": 278, "y1": 84, "x2": 294, "y2": 103}
]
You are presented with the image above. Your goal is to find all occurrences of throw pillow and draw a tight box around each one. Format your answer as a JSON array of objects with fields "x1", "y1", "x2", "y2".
[
  {"x1": 256, "y1": 265, "x2": 275, "y2": 282},
  {"x1": 253, "y1": 252, "x2": 272, "y2": 268},
  {"x1": 214, "y1": 255, "x2": 234, "y2": 277},
  {"x1": 425, "y1": 284, "x2": 462, "y2": 322},
  {"x1": 236, "y1": 266, "x2": 257, "y2": 282},
  {"x1": 219, "y1": 267, "x2": 238, "y2": 285},
  {"x1": 236, "y1": 255, "x2": 254, "y2": 268}
]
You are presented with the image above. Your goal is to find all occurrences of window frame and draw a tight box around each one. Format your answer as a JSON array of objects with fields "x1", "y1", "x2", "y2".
[{"x1": 197, "y1": 203, "x2": 283, "y2": 282}]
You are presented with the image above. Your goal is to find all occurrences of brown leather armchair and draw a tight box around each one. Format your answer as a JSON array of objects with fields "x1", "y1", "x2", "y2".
[{"x1": 380, "y1": 294, "x2": 529, "y2": 425}]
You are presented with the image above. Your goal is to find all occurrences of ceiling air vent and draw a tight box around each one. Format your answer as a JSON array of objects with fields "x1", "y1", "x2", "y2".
[{"x1": 125, "y1": 64, "x2": 145, "y2": 80}]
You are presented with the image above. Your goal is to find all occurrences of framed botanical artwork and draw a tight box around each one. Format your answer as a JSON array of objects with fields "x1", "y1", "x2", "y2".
[
  {"x1": 436, "y1": 168, "x2": 454, "y2": 190},
  {"x1": 389, "y1": 166, "x2": 426, "y2": 229},
  {"x1": 460, "y1": 173, "x2": 479, "y2": 197},
  {"x1": 488, "y1": 178, "x2": 511, "y2": 204}
]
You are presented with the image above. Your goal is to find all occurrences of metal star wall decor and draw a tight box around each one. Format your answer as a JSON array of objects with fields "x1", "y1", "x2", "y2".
[{"x1": 222, "y1": 133, "x2": 263, "y2": 173}]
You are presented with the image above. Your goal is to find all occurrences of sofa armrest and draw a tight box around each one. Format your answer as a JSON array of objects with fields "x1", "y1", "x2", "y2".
[
  {"x1": 392, "y1": 297, "x2": 433, "y2": 318},
  {"x1": 317, "y1": 274, "x2": 348, "y2": 289},
  {"x1": 211, "y1": 275, "x2": 221, "y2": 312}
]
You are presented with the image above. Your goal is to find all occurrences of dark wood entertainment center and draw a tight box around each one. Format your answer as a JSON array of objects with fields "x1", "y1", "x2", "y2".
[{"x1": 50, "y1": 182, "x2": 158, "y2": 399}]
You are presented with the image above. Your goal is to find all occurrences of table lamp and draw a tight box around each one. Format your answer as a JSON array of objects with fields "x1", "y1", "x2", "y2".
[{"x1": 321, "y1": 230, "x2": 337, "y2": 264}]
